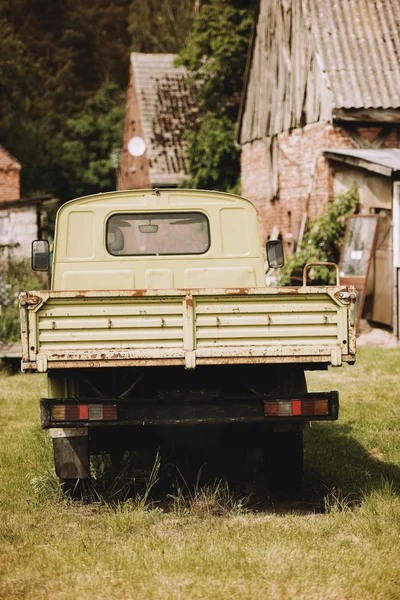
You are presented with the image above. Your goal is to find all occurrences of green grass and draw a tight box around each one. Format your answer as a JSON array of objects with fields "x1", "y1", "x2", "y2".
[{"x1": 1, "y1": 348, "x2": 400, "y2": 599}]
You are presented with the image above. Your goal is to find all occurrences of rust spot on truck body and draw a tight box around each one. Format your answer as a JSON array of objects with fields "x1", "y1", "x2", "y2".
[
  {"x1": 225, "y1": 288, "x2": 250, "y2": 295},
  {"x1": 20, "y1": 292, "x2": 42, "y2": 306},
  {"x1": 275, "y1": 287, "x2": 299, "y2": 294}
]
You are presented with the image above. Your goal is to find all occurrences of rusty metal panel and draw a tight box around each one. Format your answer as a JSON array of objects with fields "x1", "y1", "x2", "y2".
[
  {"x1": 20, "y1": 287, "x2": 355, "y2": 372},
  {"x1": 195, "y1": 294, "x2": 345, "y2": 354},
  {"x1": 36, "y1": 297, "x2": 185, "y2": 350}
]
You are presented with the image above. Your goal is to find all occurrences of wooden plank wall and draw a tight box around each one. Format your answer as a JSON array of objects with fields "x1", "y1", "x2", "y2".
[{"x1": 239, "y1": 0, "x2": 333, "y2": 146}]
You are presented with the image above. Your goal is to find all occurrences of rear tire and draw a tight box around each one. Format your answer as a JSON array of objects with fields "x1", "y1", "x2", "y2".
[{"x1": 263, "y1": 431, "x2": 304, "y2": 499}]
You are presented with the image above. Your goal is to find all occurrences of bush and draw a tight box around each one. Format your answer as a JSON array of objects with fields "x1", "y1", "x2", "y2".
[
  {"x1": 278, "y1": 186, "x2": 359, "y2": 285},
  {"x1": 0, "y1": 256, "x2": 44, "y2": 343},
  {"x1": 180, "y1": 114, "x2": 240, "y2": 191}
]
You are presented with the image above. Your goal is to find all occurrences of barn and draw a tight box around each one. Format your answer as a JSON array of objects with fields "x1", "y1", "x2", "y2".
[{"x1": 238, "y1": 0, "x2": 400, "y2": 334}]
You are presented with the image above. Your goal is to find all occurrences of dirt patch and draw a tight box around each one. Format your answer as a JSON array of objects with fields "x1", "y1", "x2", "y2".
[
  {"x1": 368, "y1": 448, "x2": 385, "y2": 462},
  {"x1": 357, "y1": 320, "x2": 399, "y2": 348}
]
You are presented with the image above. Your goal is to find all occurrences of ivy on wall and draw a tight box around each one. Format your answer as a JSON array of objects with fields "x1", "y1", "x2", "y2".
[{"x1": 278, "y1": 186, "x2": 359, "y2": 285}]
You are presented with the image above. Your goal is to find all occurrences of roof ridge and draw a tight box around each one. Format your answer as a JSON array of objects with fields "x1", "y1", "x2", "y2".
[{"x1": 0, "y1": 145, "x2": 21, "y2": 168}]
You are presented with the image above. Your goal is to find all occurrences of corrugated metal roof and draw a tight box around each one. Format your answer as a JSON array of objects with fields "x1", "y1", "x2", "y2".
[
  {"x1": 310, "y1": 0, "x2": 400, "y2": 110},
  {"x1": 131, "y1": 53, "x2": 199, "y2": 186},
  {"x1": 324, "y1": 148, "x2": 400, "y2": 176},
  {"x1": 238, "y1": 0, "x2": 400, "y2": 144}
]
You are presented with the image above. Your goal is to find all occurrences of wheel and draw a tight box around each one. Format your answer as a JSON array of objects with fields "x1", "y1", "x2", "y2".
[{"x1": 263, "y1": 431, "x2": 304, "y2": 499}]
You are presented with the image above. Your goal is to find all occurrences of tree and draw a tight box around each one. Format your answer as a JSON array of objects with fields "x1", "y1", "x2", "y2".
[
  {"x1": 0, "y1": 17, "x2": 55, "y2": 195},
  {"x1": 54, "y1": 83, "x2": 125, "y2": 199},
  {"x1": 183, "y1": 115, "x2": 240, "y2": 191},
  {"x1": 0, "y1": 1, "x2": 200, "y2": 200},
  {"x1": 177, "y1": 0, "x2": 255, "y2": 191},
  {"x1": 128, "y1": 0, "x2": 197, "y2": 53}
]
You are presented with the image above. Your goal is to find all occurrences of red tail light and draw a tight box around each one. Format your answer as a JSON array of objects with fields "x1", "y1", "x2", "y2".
[
  {"x1": 301, "y1": 399, "x2": 329, "y2": 416},
  {"x1": 51, "y1": 404, "x2": 117, "y2": 421},
  {"x1": 264, "y1": 398, "x2": 329, "y2": 417}
]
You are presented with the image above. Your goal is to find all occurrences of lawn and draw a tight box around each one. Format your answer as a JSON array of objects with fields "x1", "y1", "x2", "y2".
[{"x1": 0, "y1": 348, "x2": 399, "y2": 599}]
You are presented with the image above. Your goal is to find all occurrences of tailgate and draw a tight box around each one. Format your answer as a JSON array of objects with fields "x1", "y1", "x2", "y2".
[{"x1": 20, "y1": 286, "x2": 356, "y2": 372}]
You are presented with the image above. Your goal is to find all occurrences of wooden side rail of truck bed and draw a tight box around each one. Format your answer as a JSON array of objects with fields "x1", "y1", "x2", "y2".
[{"x1": 20, "y1": 286, "x2": 356, "y2": 372}]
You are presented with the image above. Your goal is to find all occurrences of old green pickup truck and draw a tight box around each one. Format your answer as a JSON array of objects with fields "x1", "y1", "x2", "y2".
[{"x1": 20, "y1": 189, "x2": 356, "y2": 494}]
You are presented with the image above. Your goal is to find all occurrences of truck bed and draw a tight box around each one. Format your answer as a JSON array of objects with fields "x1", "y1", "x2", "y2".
[{"x1": 20, "y1": 286, "x2": 356, "y2": 372}]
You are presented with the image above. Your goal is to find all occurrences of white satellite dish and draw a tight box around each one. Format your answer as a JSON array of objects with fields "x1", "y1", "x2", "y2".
[{"x1": 128, "y1": 136, "x2": 146, "y2": 157}]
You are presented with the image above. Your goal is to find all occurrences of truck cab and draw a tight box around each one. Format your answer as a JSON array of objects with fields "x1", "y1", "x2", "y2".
[{"x1": 51, "y1": 188, "x2": 267, "y2": 290}]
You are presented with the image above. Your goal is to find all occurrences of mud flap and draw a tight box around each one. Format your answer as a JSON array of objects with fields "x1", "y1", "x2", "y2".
[{"x1": 50, "y1": 428, "x2": 89, "y2": 479}]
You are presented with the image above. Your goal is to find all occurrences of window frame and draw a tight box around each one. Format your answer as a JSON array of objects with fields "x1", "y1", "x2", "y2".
[
  {"x1": 393, "y1": 182, "x2": 400, "y2": 268},
  {"x1": 105, "y1": 211, "x2": 211, "y2": 257}
]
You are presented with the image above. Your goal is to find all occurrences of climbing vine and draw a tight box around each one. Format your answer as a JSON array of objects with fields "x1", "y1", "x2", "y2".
[{"x1": 278, "y1": 186, "x2": 359, "y2": 285}]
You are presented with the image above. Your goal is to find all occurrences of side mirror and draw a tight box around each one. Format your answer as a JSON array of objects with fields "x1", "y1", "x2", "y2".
[
  {"x1": 32, "y1": 240, "x2": 50, "y2": 271},
  {"x1": 266, "y1": 240, "x2": 284, "y2": 268}
]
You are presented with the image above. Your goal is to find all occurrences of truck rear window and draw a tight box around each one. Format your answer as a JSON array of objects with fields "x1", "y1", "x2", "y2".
[{"x1": 106, "y1": 212, "x2": 210, "y2": 256}]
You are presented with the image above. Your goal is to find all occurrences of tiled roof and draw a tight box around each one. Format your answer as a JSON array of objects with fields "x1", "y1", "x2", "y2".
[
  {"x1": 131, "y1": 53, "x2": 199, "y2": 186},
  {"x1": 311, "y1": 0, "x2": 400, "y2": 110}
]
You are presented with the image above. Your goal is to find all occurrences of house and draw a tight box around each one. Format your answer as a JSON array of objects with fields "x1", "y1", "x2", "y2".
[
  {"x1": 0, "y1": 145, "x2": 58, "y2": 261},
  {"x1": 0, "y1": 145, "x2": 21, "y2": 203},
  {"x1": 238, "y1": 0, "x2": 400, "y2": 333},
  {"x1": 119, "y1": 53, "x2": 199, "y2": 190}
]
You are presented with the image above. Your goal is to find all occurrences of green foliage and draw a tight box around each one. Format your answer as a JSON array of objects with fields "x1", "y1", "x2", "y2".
[
  {"x1": 0, "y1": 0, "x2": 253, "y2": 198},
  {"x1": 0, "y1": 257, "x2": 44, "y2": 343},
  {"x1": 0, "y1": 16, "x2": 53, "y2": 195},
  {"x1": 177, "y1": 1, "x2": 254, "y2": 191},
  {"x1": 1, "y1": 0, "x2": 253, "y2": 199},
  {"x1": 54, "y1": 83, "x2": 125, "y2": 199},
  {"x1": 0, "y1": 1, "x2": 129, "y2": 200},
  {"x1": 0, "y1": 0, "x2": 130, "y2": 199},
  {"x1": 180, "y1": 114, "x2": 240, "y2": 190},
  {"x1": 0, "y1": 1, "x2": 203, "y2": 200},
  {"x1": 278, "y1": 186, "x2": 359, "y2": 285},
  {"x1": 177, "y1": 1, "x2": 253, "y2": 117},
  {"x1": 0, "y1": 19, "x2": 39, "y2": 128},
  {"x1": 128, "y1": 0, "x2": 197, "y2": 53}
]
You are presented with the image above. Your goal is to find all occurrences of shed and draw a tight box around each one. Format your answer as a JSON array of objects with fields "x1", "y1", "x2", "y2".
[{"x1": 0, "y1": 195, "x2": 59, "y2": 262}]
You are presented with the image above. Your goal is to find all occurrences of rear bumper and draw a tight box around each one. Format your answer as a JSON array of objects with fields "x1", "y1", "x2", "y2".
[{"x1": 40, "y1": 391, "x2": 339, "y2": 429}]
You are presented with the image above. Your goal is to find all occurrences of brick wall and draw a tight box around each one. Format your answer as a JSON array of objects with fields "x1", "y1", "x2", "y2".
[
  {"x1": 241, "y1": 121, "x2": 399, "y2": 252},
  {"x1": 0, "y1": 147, "x2": 21, "y2": 203},
  {"x1": 119, "y1": 66, "x2": 151, "y2": 190}
]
